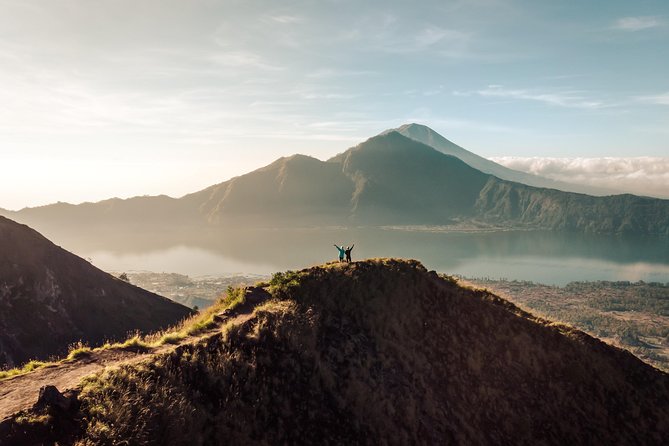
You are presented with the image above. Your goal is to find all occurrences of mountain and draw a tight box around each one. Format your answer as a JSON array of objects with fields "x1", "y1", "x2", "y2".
[
  {"x1": 185, "y1": 131, "x2": 669, "y2": 234},
  {"x1": 393, "y1": 123, "x2": 618, "y2": 196},
  {"x1": 182, "y1": 154, "x2": 355, "y2": 226},
  {"x1": 184, "y1": 132, "x2": 490, "y2": 226},
  {"x1": 10, "y1": 195, "x2": 199, "y2": 232},
  {"x1": 330, "y1": 131, "x2": 490, "y2": 223},
  {"x1": 475, "y1": 178, "x2": 669, "y2": 234},
  {"x1": 4, "y1": 259, "x2": 667, "y2": 444},
  {"x1": 0, "y1": 216, "x2": 192, "y2": 368},
  {"x1": 3, "y1": 129, "x2": 669, "y2": 236}
]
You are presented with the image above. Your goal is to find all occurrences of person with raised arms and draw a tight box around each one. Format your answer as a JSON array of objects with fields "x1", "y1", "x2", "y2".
[{"x1": 334, "y1": 244, "x2": 346, "y2": 263}]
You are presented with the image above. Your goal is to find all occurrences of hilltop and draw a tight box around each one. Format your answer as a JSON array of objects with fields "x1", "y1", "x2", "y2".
[
  {"x1": 2, "y1": 259, "x2": 667, "y2": 445},
  {"x1": 0, "y1": 216, "x2": 192, "y2": 368}
]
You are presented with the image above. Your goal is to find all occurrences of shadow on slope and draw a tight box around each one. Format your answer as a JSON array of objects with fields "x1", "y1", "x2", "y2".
[{"x1": 0, "y1": 216, "x2": 192, "y2": 369}]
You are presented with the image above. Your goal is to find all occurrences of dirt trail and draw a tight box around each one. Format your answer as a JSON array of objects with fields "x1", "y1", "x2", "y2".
[{"x1": 0, "y1": 287, "x2": 270, "y2": 421}]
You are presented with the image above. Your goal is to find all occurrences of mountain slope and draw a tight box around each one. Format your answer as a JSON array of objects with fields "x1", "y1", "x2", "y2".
[
  {"x1": 182, "y1": 154, "x2": 355, "y2": 226},
  {"x1": 0, "y1": 216, "x2": 192, "y2": 368},
  {"x1": 184, "y1": 133, "x2": 491, "y2": 226},
  {"x1": 4, "y1": 259, "x2": 667, "y2": 445},
  {"x1": 3, "y1": 129, "x2": 669, "y2": 236},
  {"x1": 191, "y1": 131, "x2": 668, "y2": 233},
  {"x1": 8, "y1": 195, "x2": 199, "y2": 233},
  {"x1": 332, "y1": 131, "x2": 490, "y2": 223},
  {"x1": 476, "y1": 177, "x2": 669, "y2": 235},
  {"x1": 394, "y1": 123, "x2": 617, "y2": 196}
]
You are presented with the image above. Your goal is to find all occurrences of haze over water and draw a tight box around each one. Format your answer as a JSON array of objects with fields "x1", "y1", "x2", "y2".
[{"x1": 61, "y1": 228, "x2": 669, "y2": 286}]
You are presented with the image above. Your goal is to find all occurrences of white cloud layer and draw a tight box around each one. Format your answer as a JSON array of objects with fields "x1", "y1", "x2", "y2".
[
  {"x1": 614, "y1": 16, "x2": 663, "y2": 31},
  {"x1": 490, "y1": 157, "x2": 669, "y2": 199},
  {"x1": 638, "y1": 92, "x2": 669, "y2": 105}
]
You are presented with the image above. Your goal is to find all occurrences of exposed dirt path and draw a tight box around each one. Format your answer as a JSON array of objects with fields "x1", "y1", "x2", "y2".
[{"x1": 0, "y1": 287, "x2": 270, "y2": 421}]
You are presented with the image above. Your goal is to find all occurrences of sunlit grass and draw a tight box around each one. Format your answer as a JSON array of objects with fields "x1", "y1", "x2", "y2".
[
  {"x1": 0, "y1": 285, "x2": 254, "y2": 382},
  {"x1": 0, "y1": 360, "x2": 49, "y2": 380}
]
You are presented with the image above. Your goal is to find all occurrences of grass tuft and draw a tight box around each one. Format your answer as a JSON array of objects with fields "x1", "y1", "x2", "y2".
[
  {"x1": 67, "y1": 342, "x2": 92, "y2": 360},
  {"x1": 116, "y1": 335, "x2": 150, "y2": 351},
  {"x1": 0, "y1": 360, "x2": 49, "y2": 380},
  {"x1": 157, "y1": 332, "x2": 186, "y2": 345}
]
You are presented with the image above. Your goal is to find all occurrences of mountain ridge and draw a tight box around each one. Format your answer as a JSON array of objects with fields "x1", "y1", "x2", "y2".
[
  {"x1": 2, "y1": 259, "x2": 667, "y2": 445},
  {"x1": 0, "y1": 216, "x2": 192, "y2": 368},
  {"x1": 2, "y1": 127, "x2": 668, "y2": 236}
]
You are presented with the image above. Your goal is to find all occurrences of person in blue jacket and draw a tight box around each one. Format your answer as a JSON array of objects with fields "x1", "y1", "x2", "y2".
[{"x1": 334, "y1": 244, "x2": 346, "y2": 262}]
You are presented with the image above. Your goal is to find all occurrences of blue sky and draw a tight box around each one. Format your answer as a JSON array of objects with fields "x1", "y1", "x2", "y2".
[{"x1": 0, "y1": 0, "x2": 668, "y2": 209}]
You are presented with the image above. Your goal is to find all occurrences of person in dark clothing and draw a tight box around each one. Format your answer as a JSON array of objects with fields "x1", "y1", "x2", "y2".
[{"x1": 345, "y1": 244, "x2": 354, "y2": 263}]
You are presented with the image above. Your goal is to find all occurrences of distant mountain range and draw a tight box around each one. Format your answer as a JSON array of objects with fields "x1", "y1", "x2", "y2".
[
  {"x1": 2, "y1": 125, "x2": 668, "y2": 236},
  {"x1": 0, "y1": 216, "x2": 192, "y2": 368}
]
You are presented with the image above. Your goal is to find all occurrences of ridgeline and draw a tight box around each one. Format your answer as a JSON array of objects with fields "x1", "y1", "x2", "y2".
[
  {"x1": 2, "y1": 259, "x2": 668, "y2": 445},
  {"x1": 4, "y1": 126, "x2": 668, "y2": 237}
]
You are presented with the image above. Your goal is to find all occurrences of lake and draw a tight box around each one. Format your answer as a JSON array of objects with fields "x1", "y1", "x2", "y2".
[{"x1": 54, "y1": 227, "x2": 669, "y2": 286}]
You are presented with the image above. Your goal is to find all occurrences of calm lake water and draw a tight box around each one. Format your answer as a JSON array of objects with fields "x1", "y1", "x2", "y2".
[{"x1": 60, "y1": 228, "x2": 669, "y2": 286}]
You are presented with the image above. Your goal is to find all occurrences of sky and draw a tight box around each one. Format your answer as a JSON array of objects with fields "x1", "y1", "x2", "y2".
[{"x1": 0, "y1": 0, "x2": 668, "y2": 210}]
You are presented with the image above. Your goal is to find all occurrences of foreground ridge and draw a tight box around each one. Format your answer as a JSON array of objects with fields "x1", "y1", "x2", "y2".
[{"x1": 1, "y1": 259, "x2": 668, "y2": 445}]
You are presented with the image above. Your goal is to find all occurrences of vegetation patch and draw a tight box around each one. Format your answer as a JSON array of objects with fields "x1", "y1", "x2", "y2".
[
  {"x1": 221, "y1": 285, "x2": 247, "y2": 310},
  {"x1": 66, "y1": 349, "x2": 92, "y2": 361},
  {"x1": 1, "y1": 286, "x2": 251, "y2": 382},
  {"x1": 0, "y1": 360, "x2": 49, "y2": 380},
  {"x1": 157, "y1": 332, "x2": 185, "y2": 345}
]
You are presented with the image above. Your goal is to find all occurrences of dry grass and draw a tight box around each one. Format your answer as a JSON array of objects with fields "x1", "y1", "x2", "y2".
[
  {"x1": 5, "y1": 260, "x2": 669, "y2": 445},
  {"x1": 466, "y1": 277, "x2": 669, "y2": 371},
  {"x1": 66, "y1": 342, "x2": 93, "y2": 361},
  {"x1": 0, "y1": 360, "x2": 49, "y2": 380},
  {"x1": 0, "y1": 286, "x2": 249, "y2": 382}
]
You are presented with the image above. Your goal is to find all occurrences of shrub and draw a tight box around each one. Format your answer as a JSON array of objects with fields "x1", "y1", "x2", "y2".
[{"x1": 67, "y1": 342, "x2": 92, "y2": 360}]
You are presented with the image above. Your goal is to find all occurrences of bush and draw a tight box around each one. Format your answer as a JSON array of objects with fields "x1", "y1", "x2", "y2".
[{"x1": 67, "y1": 341, "x2": 92, "y2": 360}]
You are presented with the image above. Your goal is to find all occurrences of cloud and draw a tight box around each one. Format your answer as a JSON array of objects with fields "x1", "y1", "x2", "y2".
[
  {"x1": 458, "y1": 85, "x2": 608, "y2": 109},
  {"x1": 490, "y1": 157, "x2": 669, "y2": 199},
  {"x1": 637, "y1": 92, "x2": 669, "y2": 105},
  {"x1": 414, "y1": 27, "x2": 459, "y2": 47},
  {"x1": 267, "y1": 15, "x2": 303, "y2": 24},
  {"x1": 301, "y1": 93, "x2": 358, "y2": 100},
  {"x1": 384, "y1": 26, "x2": 472, "y2": 54},
  {"x1": 208, "y1": 51, "x2": 284, "y2": 71},
  {"x1": 614, "y1": 16, "x2": 663, "y2": 31},
  {"x1": 306, "y1": 68, "x2": 377, "y2": 79}
]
